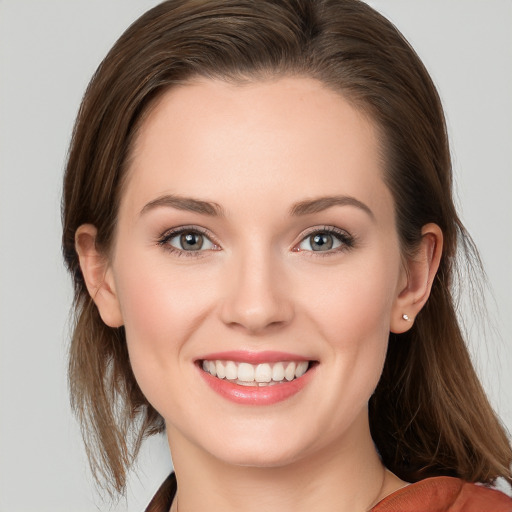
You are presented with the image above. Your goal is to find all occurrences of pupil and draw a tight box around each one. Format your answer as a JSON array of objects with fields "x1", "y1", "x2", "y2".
[
  {"x1": 180, "y1": 232, "x2": 203, "y2": 250},
  {"x1": 311, "y1": 233, "x2": 333, "y2": 251}
]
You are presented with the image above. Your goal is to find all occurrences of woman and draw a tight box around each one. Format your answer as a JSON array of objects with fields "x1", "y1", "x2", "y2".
[{"x1": 62, "y1": 1, "x2": 512, "y2": 510}]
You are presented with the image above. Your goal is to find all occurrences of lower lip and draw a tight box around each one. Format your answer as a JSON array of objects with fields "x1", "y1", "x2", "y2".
[{"x1": 198, "y1": 364, "x2": 315, "y2": 405}]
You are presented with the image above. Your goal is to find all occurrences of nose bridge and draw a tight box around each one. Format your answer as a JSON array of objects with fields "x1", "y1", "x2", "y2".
[{"x1": 219, "y1": 240, "x2": 293, "y2": 333}]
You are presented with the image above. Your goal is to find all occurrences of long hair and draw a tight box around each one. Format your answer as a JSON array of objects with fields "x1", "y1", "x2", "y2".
[{"x1": 62, "y1": 0, "x2": 512, "y2": 495}]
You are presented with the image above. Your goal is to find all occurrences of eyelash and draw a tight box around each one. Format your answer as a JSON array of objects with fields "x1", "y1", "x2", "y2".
[
  {"x1": 156, "y1": 226, "x2": 219, "y2": 258},
  {"x1": 293, "y1": 226, "x2": 356, "y2": 256},
  {"x1": 156, "y1": 225, "x2": 356, "y2": 257}
]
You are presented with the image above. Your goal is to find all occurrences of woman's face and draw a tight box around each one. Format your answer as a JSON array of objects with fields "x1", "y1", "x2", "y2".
[{"x1": 108, "y1": 77, "x2": 409, "y2": 467}]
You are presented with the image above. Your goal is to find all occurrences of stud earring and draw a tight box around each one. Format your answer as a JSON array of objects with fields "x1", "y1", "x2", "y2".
[{"x1": 402, "y1": 314, "x2": 411, "y2": 321}]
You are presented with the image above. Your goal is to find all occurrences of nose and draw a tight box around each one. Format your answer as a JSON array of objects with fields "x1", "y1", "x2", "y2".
[{"x1": 219, "y1": 247, "x2": 294, "y2": 334}]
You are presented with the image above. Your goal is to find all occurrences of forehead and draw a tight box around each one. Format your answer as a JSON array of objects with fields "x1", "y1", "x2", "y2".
[{"x1": 123, "y1": 77, "x2": 390, "y2": 217}]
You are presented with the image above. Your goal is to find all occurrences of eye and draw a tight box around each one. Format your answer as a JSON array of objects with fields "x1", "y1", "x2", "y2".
[
  {"x1": 158, "y1": 227, "x2": 217, "y2": 253},
  {"x1": 296, "y1": 228, "x2": 354, "y2": 253}
]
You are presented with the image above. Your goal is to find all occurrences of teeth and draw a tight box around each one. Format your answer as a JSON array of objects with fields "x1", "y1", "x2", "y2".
[
  {"x1": 295, "y1": 361, "x2": 308, "y2": 378},
  {"x1": 201, "y1": 359, "x2": 310, "y2": 386},
  {"x1": 254, "y1": 363, "x2": 272, "y2": 383},
  {"x1": 238, "y1": 363, "x2": 255, "y2": 382},
  {"x1": 272, "y1": 363, "x2": 285, "y2": 381},
  {"x1": 225, "y1": 361, "x2": 237, "y2": 380},
  {"x1": 284, "y1": 362, "x2": 295, "y2": 381},
  {"x1": 215, "y1": 360, "x2": 226, "y2": 379}
]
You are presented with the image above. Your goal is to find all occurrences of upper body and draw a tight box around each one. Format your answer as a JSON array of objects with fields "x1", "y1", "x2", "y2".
[{"x1": 146, "y1": 473, "x2": 512, "y2": 512}]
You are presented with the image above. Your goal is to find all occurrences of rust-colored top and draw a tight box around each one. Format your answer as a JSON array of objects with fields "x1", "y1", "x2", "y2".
[
  {"x1": 145, "y1": 473, "x2": 512, "y2": 512},
  {"x1": 373, "y1": 476, "x2": 512, "y2": 511}
]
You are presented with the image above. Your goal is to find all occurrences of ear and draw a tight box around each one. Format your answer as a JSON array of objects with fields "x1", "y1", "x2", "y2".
[
  {"x1": 75, "y1": 224, "x2": 124, "y2": 328},
  {"x1": 390, "y1": 223, "x2": 443, "y2": 334}
]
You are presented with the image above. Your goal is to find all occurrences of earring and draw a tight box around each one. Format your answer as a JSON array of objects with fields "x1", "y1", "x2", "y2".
[{"x1": 402, "y1": 314, "x2": 411, "y2": 321}]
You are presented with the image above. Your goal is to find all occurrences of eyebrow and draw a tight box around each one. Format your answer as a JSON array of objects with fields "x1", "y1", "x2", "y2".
[
  {"x1": 290, "y1": 195, "x2": 375, "y2": 220},
  {"x1": 140, "y1": 193, "x2": 374, "y2": 220},
  {"x1": 140, "y1": 194, "x2": 225, "y2": 216}
]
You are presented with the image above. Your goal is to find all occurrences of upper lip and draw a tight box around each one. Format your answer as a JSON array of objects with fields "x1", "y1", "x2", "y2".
[{"x1": 197, "y1": 350, "x2": 313, "y2": 364}]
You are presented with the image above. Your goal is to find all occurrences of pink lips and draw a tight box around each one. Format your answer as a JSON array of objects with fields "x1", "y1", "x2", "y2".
[
  {"x1": 197, "y1": 351, "x2": 315, "y2": 405},
  {"x1": 198, "y1": 350, "x2": 311, "y2": 364}
]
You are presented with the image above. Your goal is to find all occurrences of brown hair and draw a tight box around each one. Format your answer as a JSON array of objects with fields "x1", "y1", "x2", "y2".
[{"x1": 62, "y1": 0, "x2": 512, "y2": 495}]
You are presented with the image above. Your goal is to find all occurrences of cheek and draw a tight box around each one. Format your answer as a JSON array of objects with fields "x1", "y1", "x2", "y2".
[
  {"x1": 304, "y1": 253, "x2": 400, "y2": 397},
  {"x1": 308, "y1": 256, "x2": 399, "y2": 345},
  {"x1": 114, "y1": 250, "x2": 213, "y2": 334},
  {"x1": 111, "y1": 256, "x2": 215, "y2": 393}
]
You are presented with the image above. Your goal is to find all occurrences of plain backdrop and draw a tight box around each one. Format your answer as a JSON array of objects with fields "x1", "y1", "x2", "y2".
[{"x1": 0, "y1": 1, "x2": 511, "y2": 511}]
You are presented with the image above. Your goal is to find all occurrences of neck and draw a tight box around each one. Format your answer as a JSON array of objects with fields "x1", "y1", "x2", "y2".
[{"x1": 167, "y1": 414, "x2": 403, "y2": 512}]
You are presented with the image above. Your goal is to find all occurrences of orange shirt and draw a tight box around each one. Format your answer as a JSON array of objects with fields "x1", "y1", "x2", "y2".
[
  {"x1": 146, "y1": 473, "x2": 512, "y2": 512},
  {"x1": 372, "y1": 476, "x2": 512, "y2": 511}
]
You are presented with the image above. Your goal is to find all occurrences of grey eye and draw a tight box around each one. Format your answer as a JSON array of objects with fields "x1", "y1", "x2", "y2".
[
  {"x1": 168, "y1": 231, "x2": 215, "y2": 251},
  {"x1": 298, "y1": 232, "x2": 344, "y2": 252}
]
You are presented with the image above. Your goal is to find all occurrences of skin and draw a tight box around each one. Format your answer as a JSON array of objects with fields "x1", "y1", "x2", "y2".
[{"x1": 76, "y1": 77, "x2": 442, "y2": 512}]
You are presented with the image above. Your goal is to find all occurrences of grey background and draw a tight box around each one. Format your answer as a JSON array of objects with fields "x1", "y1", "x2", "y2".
[{"x1": 0, "y1": 1, "x2": 511, "y2": 511}]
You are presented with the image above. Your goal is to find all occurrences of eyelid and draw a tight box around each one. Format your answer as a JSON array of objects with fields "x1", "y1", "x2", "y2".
[
  {"x1": 156, "y1": 225, "x2": 221, "y2": 255},
  {"x1": 292, "y1": 225, "x2": 356, "y2": 253},
  {"x1": 155, "y1": 224, "x2": 354, "y2": 256}
]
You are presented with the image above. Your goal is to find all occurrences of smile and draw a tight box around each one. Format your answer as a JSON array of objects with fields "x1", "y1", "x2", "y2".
[
  {"x1": 201, "y1": 360, "x2": 310, "y2": 386},
  {"x1": 197, "y1": 352, "x2": 317, "y2": 405}
]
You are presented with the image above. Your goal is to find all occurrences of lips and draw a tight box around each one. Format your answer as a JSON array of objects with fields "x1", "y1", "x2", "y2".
[{"x1": 197, "y1": 351, "x2": 316, "y2": 405}]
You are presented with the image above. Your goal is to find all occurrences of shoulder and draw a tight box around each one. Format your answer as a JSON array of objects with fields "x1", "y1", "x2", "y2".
[
  {"x1": 372, "y1": 476, "x2": 512, "y2": 512},
  {"x1": 145, "y1": 472, "x2": 177, "y2": 512}
]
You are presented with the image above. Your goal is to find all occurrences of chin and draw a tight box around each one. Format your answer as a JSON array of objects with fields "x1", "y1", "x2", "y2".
[
  {"x1": 200, "y1": 427, "x2": 317, "y2": 469},
  {"x1": 214, "y1": 446, "x2": 306, "y2": 469}
]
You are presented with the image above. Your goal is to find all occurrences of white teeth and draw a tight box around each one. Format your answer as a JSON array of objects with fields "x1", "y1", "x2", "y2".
[
  {"x1": 215, "y1": 360, "x2": 226, "y2": 379},
  {"x1": 201, "y1": 359, "x2": 310, "y2": 385},
  {"x1": 272, "y1": 362, "x2": 285, "y2": 381},
  {"x1": 225, "y1": 361, "x2": 238, "y2": 380},
  {"x1": 238, "y1": 362, "x2": 255, "y2": 382},
  {"x1": 284, "y1": 362, "x2": 295, "y2": 381},
  {"x1": 237, "y1": 380, "x2": 255, "y2": 387},
  {"x1": 254, "y1": 363, "x2": 272, "y2": 383},
  {"x1": 295, "y1": 361, "x2": 308, "y2": 378}
]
